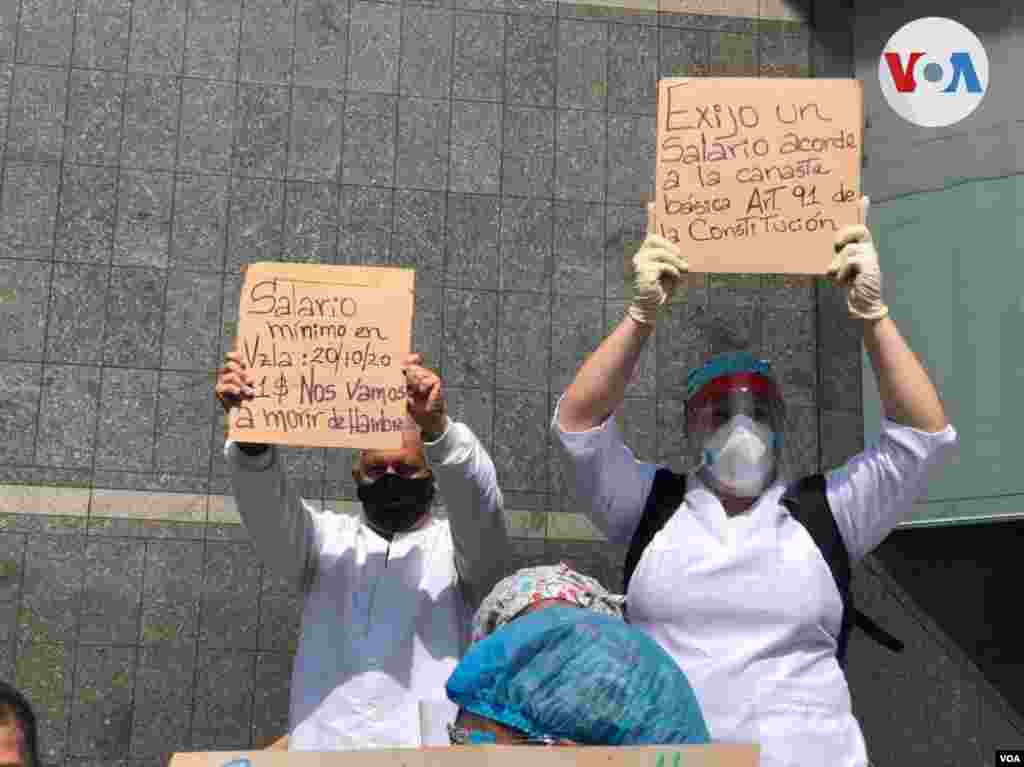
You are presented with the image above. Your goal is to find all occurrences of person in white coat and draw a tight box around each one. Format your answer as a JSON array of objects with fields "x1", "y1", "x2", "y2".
[
  {"x1": 552, "y1": 198, "x2": 957, "y2": 767},
  {"x1": 216, "y1": 352, "x2": 510, "y2": 750}
]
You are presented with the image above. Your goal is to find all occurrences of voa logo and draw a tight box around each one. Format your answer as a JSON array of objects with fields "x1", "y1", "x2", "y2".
[{"x1": 879, "y1": 17, "x2": 988, "y2": 128}]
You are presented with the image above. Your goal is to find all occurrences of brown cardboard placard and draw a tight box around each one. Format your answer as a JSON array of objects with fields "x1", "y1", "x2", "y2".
[
  {"x1": 170, "y1": 745, "x2": 760, "y2": 767},
  {"x1": 227, "y1": 263, "x2": 414, "y2": 450},
  {"x1": 655, "y1": 77, "x2": 864, "y2": 274}
]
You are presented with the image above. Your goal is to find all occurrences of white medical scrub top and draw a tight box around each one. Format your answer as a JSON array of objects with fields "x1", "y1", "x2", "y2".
[
  {"x1": 226, "y1": 421, "x2": 509, "y2": 750},
  {"x1": 552, "y1": 398, "x2": 957, "y2": 767}
]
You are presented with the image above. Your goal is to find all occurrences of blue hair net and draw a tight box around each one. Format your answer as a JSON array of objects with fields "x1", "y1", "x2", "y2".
[
  {"x1": 446, "y1": 606, "x2": 710, "y2": 745},
  {"x1": 685, "y1": 351, "x2": 775, "y2": 400}
]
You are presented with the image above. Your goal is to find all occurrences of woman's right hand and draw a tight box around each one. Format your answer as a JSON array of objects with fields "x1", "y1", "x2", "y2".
[{"x1": 627, "y1": 203, "x2": 690, "y2": 326}]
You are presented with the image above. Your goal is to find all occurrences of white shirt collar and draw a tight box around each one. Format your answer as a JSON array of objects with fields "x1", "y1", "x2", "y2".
[
  {"x1": 687, "y1": 471, "x2": 788, "y2": 543},
  {"x1": 358, "y1": 514, "x2": 443, "y2": 556}
]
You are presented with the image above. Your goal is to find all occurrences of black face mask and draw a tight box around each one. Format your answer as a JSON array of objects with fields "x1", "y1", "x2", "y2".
[{"x1": 357, "y1": 474, "x2": 435, "y2": 537}]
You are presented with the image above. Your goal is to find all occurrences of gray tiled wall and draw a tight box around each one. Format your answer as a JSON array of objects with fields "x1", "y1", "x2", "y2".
[
  {"x1": 0, "y1": 4, "x2": 819, "y2": 513},
  {"x1": 0, "y1": 2, "x2": 813, "y2": 762},
  {"x1": 1, "y1": 0, "x2": 1021, "y2": 763}
]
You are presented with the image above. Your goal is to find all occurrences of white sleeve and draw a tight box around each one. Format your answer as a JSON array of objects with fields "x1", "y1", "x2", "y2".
[
  {"x1": 550, "y1": 395, "x2": 658, "y2": 545},
  {"x1": 224, "y1": 441, "x2": 325, "y2": 592},
  {"x1": 825, "y1": 419, "x2": 958, "y2": 562},
  {"x1": 423, "y1": 420, "x2": 510, "y2": 608}
]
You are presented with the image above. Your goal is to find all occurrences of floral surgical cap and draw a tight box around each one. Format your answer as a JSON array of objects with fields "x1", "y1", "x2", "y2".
[
  {"x1": 447, "y1": 606, "x2": 710, "y2": 745},
  {"x1": 471, "y1": 563, "x2": 625, "y2": 644}
]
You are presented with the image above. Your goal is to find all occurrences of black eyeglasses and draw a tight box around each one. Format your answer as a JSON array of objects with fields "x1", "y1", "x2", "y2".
[{"x1": 446, "y1": 723, "x2": 562, "y2": 746}]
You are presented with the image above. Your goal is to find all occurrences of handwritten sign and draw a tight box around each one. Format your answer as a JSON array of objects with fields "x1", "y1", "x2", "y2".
[
  {"x1": 170, "y1": 745, "x2": 759, "y2": 767},
  {"x1": 655, "y1": 77, "x2": 863, "y2": 274},
  {"x1": 228, "y1": 263, "x2": 414, "y2": 450}
]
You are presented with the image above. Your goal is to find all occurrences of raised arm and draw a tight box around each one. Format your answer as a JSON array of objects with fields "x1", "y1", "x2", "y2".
[
  {"x1": 558, "y1": 203, "x2": 689, "y2": 432},
  {"x1": 824, "y1": 198, "x2": 957, "y2": 560},
  {"x1": 404, "y1": 356, "x2": 510, "y2": 608},
  {"x1": 558, "y1": 316, "x2": 653, "y2": 432},
  {"x1": 425, "y1": 420, "x2": 509, "y2": 608},
  {"x1": 863, "y1": 318, "x2": 947, "y2": 432},
  {"x1": 217, "y1": 353, "x2": 321, "y2": 591},
  {"x1": 829, "y1": 198, "x2": 949, "y2": 433},
  {"x1": 550, "y1": 205, "x2": 689, "y2": 543}
]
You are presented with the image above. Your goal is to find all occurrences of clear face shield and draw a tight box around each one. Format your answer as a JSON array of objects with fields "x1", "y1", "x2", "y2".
[
  {"x1": 686, "y1": 374, "x2": 785, "y2": 497},
  {"x1": 686, "y1": 386, "x2": 784, "y2": 443}
]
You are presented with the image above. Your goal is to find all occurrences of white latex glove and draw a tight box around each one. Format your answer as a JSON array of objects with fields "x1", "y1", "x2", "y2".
[
  {"x1": 827, "y1": 196, "x2": 889, "y2": 321},
  {"x1": 627, "y1": 203, "x2": 690, "y2": 326}
]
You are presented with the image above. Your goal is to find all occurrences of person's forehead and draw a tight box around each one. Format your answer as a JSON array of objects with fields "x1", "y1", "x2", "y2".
[
  {"x1": 688, "y1": 373, "x2": 782, "y2": 411},
  {"x1": 361, "y1": 447, "x2": 426, "y2": 465},
  {"x1": 694, "y1": 388, "x2": 774, "y2": 406}
]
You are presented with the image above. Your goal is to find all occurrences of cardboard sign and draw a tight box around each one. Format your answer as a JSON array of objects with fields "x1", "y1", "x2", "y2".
[
  {"x1": 655, "y1": 77, "x2": 864, "y2": 274},
  {"x1": 227, "y1": 263, "x2": 414, "y2": 450},
  {"x1": 170, "y1": 745, "x2": 760, "y2": 767}
]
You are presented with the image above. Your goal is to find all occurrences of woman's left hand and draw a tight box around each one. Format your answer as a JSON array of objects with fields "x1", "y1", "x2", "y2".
[{"x1": 827, "y1": 196, "x2": 889, "y2": 321}]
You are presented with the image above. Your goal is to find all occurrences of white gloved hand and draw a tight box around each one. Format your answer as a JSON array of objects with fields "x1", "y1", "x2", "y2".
[
  {"x1": 827, "y1": 197, "x2": 888, "y2": 321},
  {"x1": 628, "y1": 203, "x2": 690, "y2": 326}
]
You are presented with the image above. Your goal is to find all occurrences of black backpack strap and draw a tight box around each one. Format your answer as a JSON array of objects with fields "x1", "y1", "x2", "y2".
[
  {"x1": 623, "y1": 469, "x2": 687, "y2": 593},
  {"x1": 781, "y1": 475, "x2": 852, "y2": 598},
  {"x1": 851, "y1": 608, "x2": 905, "y2": 653},
  {"x1": 781, "y1": 474, "x2": 903, "y2": 663}
]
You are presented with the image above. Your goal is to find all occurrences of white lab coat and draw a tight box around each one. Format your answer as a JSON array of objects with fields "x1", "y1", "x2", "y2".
[
  {"x1": 552, "y1": 399, "x2": 957, "y2": 767},
  {"x1": 225, "y1": 420, "x2": 510, "y2": 750}
]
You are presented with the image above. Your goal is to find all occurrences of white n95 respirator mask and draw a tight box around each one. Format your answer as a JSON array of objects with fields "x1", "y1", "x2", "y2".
[{"x1": 701, "y1": 414, "x2": 776, "y2": 498}]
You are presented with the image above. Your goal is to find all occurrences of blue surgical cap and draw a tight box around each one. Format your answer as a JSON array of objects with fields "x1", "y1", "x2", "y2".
[
  {"x1": 446, "y1": 606, "x2": 710, "y2": 745},
  {"x1": 685, "y1": 351, "x2": 775, "y2": 400}
]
